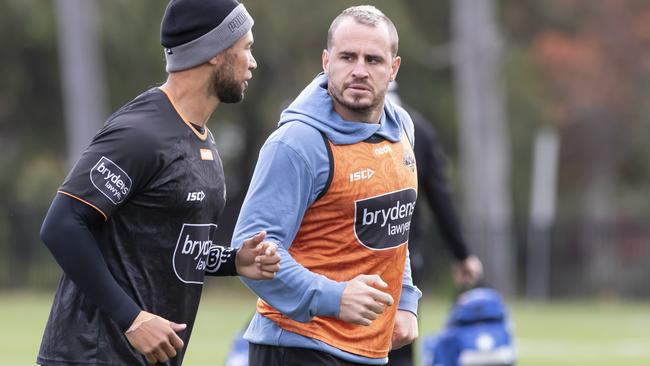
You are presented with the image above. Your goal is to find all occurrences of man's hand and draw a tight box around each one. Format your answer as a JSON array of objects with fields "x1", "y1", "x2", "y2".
[
  {"x1": 125, "y1": 311, "x2": 186, "y2": 364},
  {"x1": 236, "y1": 231, "x2": 281, "y2": 280},
  {"x1": 390, "y1": 310, "x2": 418, "y2": 350},
  {"x1": 339, "y1": 274, "x2": 394, "y2": 326},
  {"x1": 453, "y1": 255, "x2": 483, "y2": 286}
]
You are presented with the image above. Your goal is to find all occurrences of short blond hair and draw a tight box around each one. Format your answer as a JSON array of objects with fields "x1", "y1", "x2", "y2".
[{"x1": 327, "y1": 5, "x2": 399, "y2": 57}]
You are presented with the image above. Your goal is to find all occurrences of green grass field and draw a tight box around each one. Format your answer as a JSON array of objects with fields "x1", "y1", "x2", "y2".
[{"x1": 2, "y1": 282, "x2": 649, "y2": 365}]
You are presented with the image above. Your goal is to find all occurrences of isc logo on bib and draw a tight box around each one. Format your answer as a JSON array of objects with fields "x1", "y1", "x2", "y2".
[
  {"x1": 354, "y1": 188, "x2": 417, "y2": 249},
  {"x1": 173, "y1": 223, "x2": 218, "y2": 284}
]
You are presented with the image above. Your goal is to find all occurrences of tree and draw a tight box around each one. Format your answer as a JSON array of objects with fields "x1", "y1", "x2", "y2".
[
  {"x1": 533, "y1": 0, "x2": 650, "y2": 295},
  {"x1": 452, "y1": 0, "x2": 515, "y2": 296}
]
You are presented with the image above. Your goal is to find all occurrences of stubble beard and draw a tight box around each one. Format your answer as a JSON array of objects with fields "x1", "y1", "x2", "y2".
[{"x1": 329, "y1": 83, "x2": 385, "y2": 118}]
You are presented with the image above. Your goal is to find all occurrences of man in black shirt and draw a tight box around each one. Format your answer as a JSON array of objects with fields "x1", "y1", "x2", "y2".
[
  {"x1": 386, "y1": 85, "x2": 483, "y2": 366},
  {"x1": 37, "y1": 1, "x2": 278, "y2": 365}
]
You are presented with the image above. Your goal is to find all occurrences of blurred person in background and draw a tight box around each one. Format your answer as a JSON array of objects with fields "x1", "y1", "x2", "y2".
[
  {"x1": 421, "y1": 287, "x2": 515, "y2": 366},
  {"x1": 37, "y1": 1, "x2": 280, "y2": 365},
  {"x1": 232, "y1": 5, "x2": 420, "y2": 366},
  {"x1": 386, "y1": 83, "x2": 483, "y2": 366}
]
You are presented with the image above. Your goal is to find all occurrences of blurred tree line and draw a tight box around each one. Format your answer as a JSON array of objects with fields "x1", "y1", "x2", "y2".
[{"x1": 0, "y1": 0, "x2": 648, "y2": 297}]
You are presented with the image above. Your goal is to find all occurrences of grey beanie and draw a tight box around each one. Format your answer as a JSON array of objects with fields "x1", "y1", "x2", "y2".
[{"x1": 160, "y1": 0, "x2": 254, "y2": 72}]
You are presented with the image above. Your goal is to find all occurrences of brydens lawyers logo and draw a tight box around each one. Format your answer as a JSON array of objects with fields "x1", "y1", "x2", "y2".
[
  {"x1": 354, "y1": 188, "x2": 417, "y2": 249},
  {"x1": 173, "y1": 223, "x2": 218, "y2": 284},
  {"x1": 90, "y1": 156, "x2": 132, "y2": 205}
]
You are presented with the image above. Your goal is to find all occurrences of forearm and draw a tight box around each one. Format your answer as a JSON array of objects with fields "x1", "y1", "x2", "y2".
[
  {"x1": 239, "y1": 244, "x2": 345, "y2": 322},
  {"x1": 398, "y1": 250, "x2": 422, "y2": 315},
  {"x1": 204, "y1": 245, "x2": 237, "y2": 276},
  {"x1": 232, "y1": 133, "x2": 345, "y2": 320},
  {"x1": 427, "y1": 192, "x2": 470, "y2": 261},
  {"x1": 417, "y1": 122, "x2": 471, "y2": 261},
  {"x1": 40, "y1": 194, "x2": 140, "y2": 331},
  {"x1": 421, "y1": 150, "x2": 470, "y2": 261}
]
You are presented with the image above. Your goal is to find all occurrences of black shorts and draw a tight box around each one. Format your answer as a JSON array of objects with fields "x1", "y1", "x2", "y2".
[
  {"x1": 386, "y1": 343, "x2": 414, "y2": 366},
  {"x1": 248, "y1": 343, "x2": 386, "y2": 366}
]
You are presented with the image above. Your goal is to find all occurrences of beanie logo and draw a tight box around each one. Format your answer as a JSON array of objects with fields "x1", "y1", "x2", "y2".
[
  {"x1": 228, "y1": 12, "x2": 247, "y2": 33},
  {"x1": 166, "y1": 48, "x2": 173, "y2": 55}
]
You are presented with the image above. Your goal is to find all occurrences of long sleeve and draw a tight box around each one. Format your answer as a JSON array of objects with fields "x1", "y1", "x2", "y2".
[
  {"x1": 413, "y1": 116, "x2": 470, "y2": 261},
  {"x1": 232, "y1": 137, "x2": 346, "y2": 322},
  {"x1": 399, "y1": 248, "x2": 423, "y2": 315},
  {"x1": 40, "y1": 193, "x2": 141, "y2": 331}
]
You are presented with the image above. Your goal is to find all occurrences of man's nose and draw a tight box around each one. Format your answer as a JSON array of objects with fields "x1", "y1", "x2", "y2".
[
  {"x1": 351, "y1": 59, "x2": 369, "y2": 79},
  {"x1": 249, "y1": 53, "x2": 257, "y2": 70}
]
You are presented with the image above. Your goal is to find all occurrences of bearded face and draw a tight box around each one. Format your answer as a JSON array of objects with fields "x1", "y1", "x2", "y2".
[
  {"x1": 209, "y1": 31, "x2": 256, "y2": 104},
  {"x1": 327, "y1": 76, "x2": 387, "y2": 115},
  {"x1": 322, "y1": 18, "x2": 399, "y2": 122},
  {"x1": 210, "y1": 52, "x2": 245, "y2": 103}
]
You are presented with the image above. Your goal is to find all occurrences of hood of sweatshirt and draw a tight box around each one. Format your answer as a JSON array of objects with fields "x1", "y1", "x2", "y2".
[{"x1": 278, "y1": 73, "x2": 408, "y2": 145}]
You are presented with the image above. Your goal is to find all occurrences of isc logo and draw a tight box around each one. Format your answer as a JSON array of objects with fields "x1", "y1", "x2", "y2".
[
  {"x1": 350, "y1": 168, "x2": 375, "y2": 182},
  {"x1": 186, "y1": 191, "x2": 205, "y2": 202}
]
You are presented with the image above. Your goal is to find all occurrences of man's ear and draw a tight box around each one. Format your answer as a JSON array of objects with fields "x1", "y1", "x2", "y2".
[
  {"x1": 322, "y1": 49, "x2": 330, "y2": 74},
  {"x1": 390, "y1": 56, "x2": 401, "y2": 81},
  {"x1": 209, "y1": 51, "x2": 224, "y2": 66},
  {"x1": 208, "y1": 56, "x2": 219, "y2": 66}
]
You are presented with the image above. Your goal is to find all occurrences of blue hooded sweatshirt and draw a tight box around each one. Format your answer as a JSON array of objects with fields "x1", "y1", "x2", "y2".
[{"x1": 232, "y1": 73, "x2": 422, "y2": 365}]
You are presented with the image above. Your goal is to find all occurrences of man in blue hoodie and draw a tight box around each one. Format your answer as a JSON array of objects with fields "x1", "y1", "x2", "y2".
[{"x1": 232, "y1": 5, "x2": 421, "y2": 366}]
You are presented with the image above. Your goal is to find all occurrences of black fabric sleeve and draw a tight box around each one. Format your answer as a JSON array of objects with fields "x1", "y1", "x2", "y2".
[
  {"x1": 413, "y1": 115, "x2": 470, "y2": 261},
  {"x1": 40, "y1": 193, "x2": 141, "y2": 332},
  {"x1": 204, "y1": 245, "x2": 238, "y2": 276}
]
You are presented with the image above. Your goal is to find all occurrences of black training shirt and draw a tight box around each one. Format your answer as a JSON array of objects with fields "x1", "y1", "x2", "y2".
[{"x1": 38, "y1": 88, "x2": 230, "y2": 365}]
